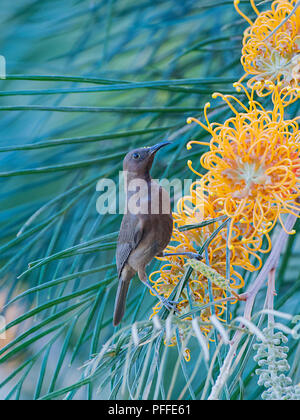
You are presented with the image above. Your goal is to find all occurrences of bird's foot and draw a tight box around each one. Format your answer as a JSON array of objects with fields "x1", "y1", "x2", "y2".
[
  {"x1": 160, "y1": 296, "x2": 179, "y2": 312},
  {"x1": 144, "y1": 281, "x2": 179, "y2": 312}
]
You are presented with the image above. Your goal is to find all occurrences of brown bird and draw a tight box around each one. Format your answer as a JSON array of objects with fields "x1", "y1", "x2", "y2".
[{"x1": 113, "y1": 141, "x2": 200, "y2": 326}]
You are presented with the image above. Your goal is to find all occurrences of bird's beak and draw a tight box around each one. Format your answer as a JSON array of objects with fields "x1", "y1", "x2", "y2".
[{"x1": 149, "y1": 141, "x2": 171, "y2": 155}]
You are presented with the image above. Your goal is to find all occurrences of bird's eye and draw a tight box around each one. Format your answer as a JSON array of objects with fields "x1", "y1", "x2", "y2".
[{"x1": 132, "y1": 152, "x2": 140, "y2": 160}]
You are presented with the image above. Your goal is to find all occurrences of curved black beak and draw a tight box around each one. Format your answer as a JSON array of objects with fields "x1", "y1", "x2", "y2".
[{"x1": 149, "y1": 141, "x2": 171, "y2": 155}]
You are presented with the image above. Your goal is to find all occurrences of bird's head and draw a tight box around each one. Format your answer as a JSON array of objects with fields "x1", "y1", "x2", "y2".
[{"x1": 123, "y1": 141, "x2": 171, "y2": 176}]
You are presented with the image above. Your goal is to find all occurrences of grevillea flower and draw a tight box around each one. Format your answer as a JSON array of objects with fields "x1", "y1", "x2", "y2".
[
  {"x1": 186, "y1": 83, "x2": 300, "y2": 249},
  {"x1": 149, "y1": 188, "x2": 257, "y2": 340},
  {"x1": 234, "y1": 0, "x2": 300, "y2": 105}
]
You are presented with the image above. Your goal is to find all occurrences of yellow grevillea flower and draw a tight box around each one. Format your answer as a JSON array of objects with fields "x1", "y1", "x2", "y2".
[
  {"x1": 186, "y1": 83, "x2": 300, "y2": 248},
  {"x1": 234, "y1": 0, "x2": 300, "y2": 105},
  {"x1": 149, "y1": 188, "x2": 255, "y2": 335}
]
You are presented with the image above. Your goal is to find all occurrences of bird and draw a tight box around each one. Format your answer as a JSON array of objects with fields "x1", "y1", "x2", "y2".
[{"x1": 113, "y1": 141, "x2": 200, "y2": 326}]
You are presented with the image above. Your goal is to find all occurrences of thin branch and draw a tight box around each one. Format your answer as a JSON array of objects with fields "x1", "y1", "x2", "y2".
[
  {"x1": 208, "y1": 212, "x2": 299, "y2": 400},
  {"x1": 266, "y1": 268, "x2": 276, "y2": 327},
  {"x1": 263, "y1": 1, "x2": 300, "y2": 42}
]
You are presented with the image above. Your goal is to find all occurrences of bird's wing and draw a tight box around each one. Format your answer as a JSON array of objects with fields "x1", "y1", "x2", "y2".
[{"x1": 116, "y1": 213, "x2": 144, "y2": 278}]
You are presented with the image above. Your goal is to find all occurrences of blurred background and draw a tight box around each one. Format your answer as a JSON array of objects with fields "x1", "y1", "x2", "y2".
[{"x1": 0, "y1": 0, "x2": 299, "y2": 400}]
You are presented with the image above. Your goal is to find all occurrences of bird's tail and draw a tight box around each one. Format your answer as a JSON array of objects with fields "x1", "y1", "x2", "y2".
[{"x1": 113, "y1": 277, "x2": 131, "y2": 326}]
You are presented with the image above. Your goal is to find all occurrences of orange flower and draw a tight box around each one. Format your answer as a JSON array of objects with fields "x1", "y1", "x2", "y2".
[
  {"x1": 149, "y1": 188, "x2": 255, "y2": 335},
  {"x1": 234, "y1": 0, "x2": 300, "y2": 105},
  {"x1": 186, "y1": 83, "x2": 300, "y2": 248}
]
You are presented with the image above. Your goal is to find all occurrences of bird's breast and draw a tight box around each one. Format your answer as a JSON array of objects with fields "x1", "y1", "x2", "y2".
[
  {"x1": 125, "y1": 178, "x2": 173, "y2": 271},
  {"x1": 128, "y1": 212, "x2": 173, "y2": 271}
]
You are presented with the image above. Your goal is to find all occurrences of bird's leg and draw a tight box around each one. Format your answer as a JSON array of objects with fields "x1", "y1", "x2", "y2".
[
  {"x1": 162, "y1": 252, "x2": 202, "y2": 260},
  {"x1": 144, "y1": 281, "x2": 179, "y2": 311},
  {"x1": 138, "y1": 269, "x2": 179, "y2": 312}
]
